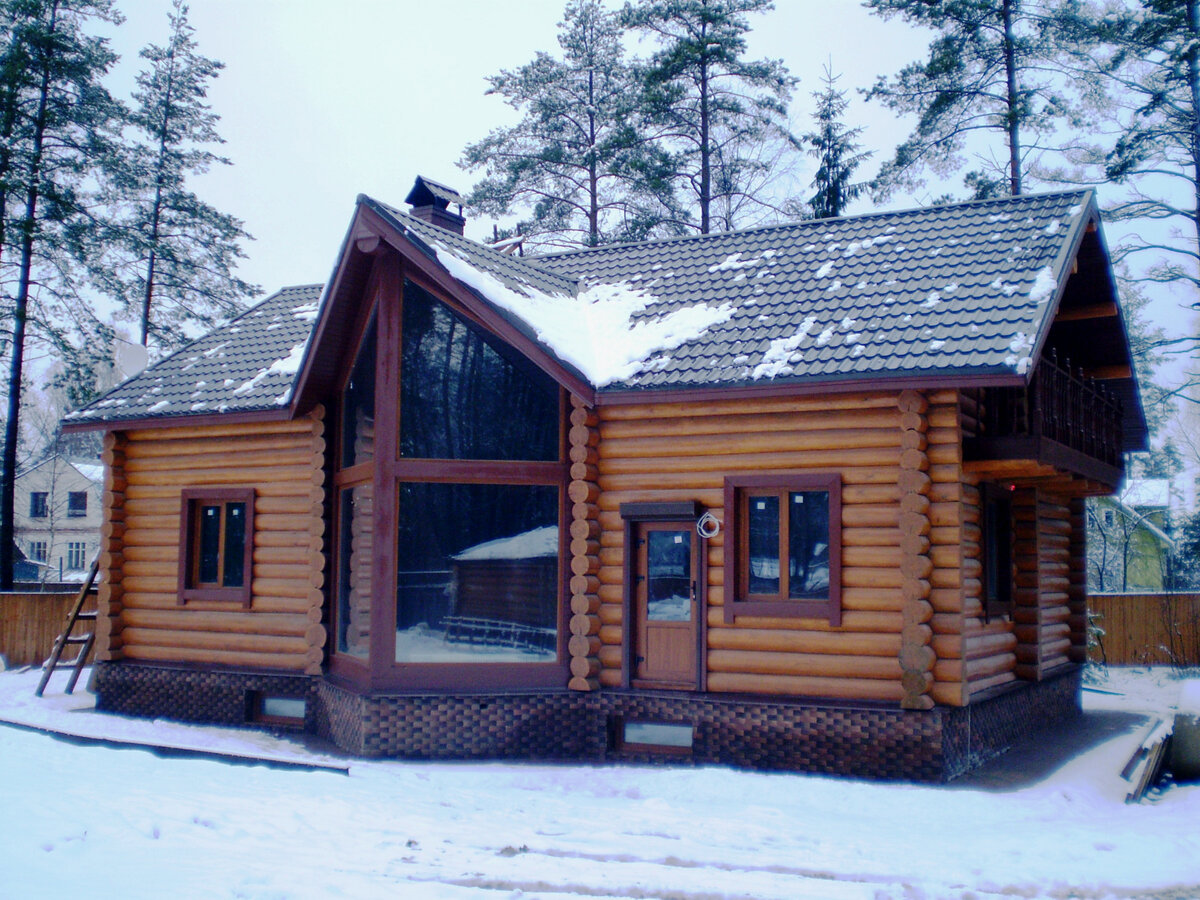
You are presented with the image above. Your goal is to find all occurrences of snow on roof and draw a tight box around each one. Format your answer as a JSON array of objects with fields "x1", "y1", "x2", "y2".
[
  {"x1": 452, "y1": 525, "x2": 558, "y2": 562},
  {"x1": 70, "y1": 190, "x2": 1104, "y2": 427},
  {"x1": 1119, "y1": 479, "x2": 1171, "y2": 510}
]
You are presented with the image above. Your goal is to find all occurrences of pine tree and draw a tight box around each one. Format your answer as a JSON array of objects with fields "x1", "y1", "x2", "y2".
[
  {"x1": 1046, "y1": 0, "x2": 1200, "y2": 394},
  {"x1": 99, "y1": 0, "x2": 256, "y2": 350},
  {"x1": 805, "y1": 65, "x2": 871, "y2": 219},
  {"x1": 622, "y1": 0, "x2": 799, "y2": 233},
  {"x1": 461, "y1": 0, "x2": 678, "y2": 250},
  {"x1": 1, "y1": 0, "x2": 125, "y2": 588},
  {"x1": 865, "y1": 0, "x2": 1069, "y2": 198}
]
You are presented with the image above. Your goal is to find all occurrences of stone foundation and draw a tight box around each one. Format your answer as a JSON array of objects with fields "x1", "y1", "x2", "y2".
[{"x1": 92, "y1": 662, "x2": 1081, "y2": 782}]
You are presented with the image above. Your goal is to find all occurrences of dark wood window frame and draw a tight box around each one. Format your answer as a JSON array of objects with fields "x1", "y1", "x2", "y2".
[
  {"x1": 724, "y1": 472, "x2": 842, "y2": 625},
  {"x1": 328, "y1": 256, "x2": 571, "y2": 692},
  {"x1": 981, "y1": 483, "x2": 1014, "y2": 621},
  {"x1": 177, "y1": 487, "x2": 255, "y2": 606}
]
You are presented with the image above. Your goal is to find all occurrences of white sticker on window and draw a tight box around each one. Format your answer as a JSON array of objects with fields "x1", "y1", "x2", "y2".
[
  {"x1": 674, "y1": 534, "x2": 683, "y2": 544},
  {"x1": 756, "y1": 500, "x2": 766, "y2": 510},
  {"x1": 794, "y1": 495, "x2": 804, "y2": 504}
]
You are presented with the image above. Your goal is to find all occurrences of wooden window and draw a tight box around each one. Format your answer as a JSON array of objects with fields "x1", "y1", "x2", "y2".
[
  {"x1": 178, "y1": 488, "x2": 255, "y2": 606},
  {"x1": 982, "y1": 484, "x2": 1014, "y2": 620},
  {"x1": 724, "y1": 473, "x2": 842, "y2": 624},
  {"x1": 29, "y1": 492, "x2": 47, "y2": 518},
  {"x1": 67, "y1": 491, "x2": 87, "y2": 517},
  {"x1": 29, "y1": 540, "x2": 47, "y2": 562}
]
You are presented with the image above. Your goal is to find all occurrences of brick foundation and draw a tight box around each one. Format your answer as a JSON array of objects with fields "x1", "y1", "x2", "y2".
[{"x1": 92, "y1": 662, "x2": 1081, "y2": 782}]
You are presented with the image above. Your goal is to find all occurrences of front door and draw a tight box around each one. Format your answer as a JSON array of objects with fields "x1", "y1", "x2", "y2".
[{"x1": 633, "y1": 522, "x2": 698, "y2": 689}]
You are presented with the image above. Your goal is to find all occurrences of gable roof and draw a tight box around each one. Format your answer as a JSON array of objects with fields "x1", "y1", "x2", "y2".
[{"x1": 66, "y1": 189, "x2": 1141, "y2": 445}]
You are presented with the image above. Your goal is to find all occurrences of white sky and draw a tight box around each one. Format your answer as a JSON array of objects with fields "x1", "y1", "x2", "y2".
[
  {"x1": 96, "y1": 1, "x2": 930, "y2": 294},
  {"x1": 91, "y1": 1, "x2": 1195, "y2": 387}
]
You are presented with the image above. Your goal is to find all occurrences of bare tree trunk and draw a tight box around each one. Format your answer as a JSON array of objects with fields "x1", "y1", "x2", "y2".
[
  {"x1": 1002, "y1": 0, "x2": 1022, "y2": 195},
  {"x1": 1, "y1": 0, "x2": 58, "y2": 589}
]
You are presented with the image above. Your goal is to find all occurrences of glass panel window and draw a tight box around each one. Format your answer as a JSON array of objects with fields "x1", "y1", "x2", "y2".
[
  {"x1": 341, "y1": 315, "x2": 377, "y2": 469},
  {"x1": 197, "y1": 505, "x2": 222, "y2": 583},
  {"x1": 67, "y1": 542, "x2": 87, "y2": 570},
  {"x1": 726, "y1": 474, "x2": 841, "y2": 624},
  {"x1": 747, "y1": 494, "x2": 780, "y2": 594},
  {"x1": 646, "y1": 530, "x2": 692, "y2": 621},
  {"x1": 67, "y1": 491, "x2": 87, "y2": 517},
  {"x1": 787, "y1": 491, "x2": 830, "y2": 599},
  {"x1": 222, "y1": 503, "x2": 246, "y2": 587},
  {"x1": 29, "y1": 492, "x2": 48, "y2": 518},
  {"x1": 400, "y1": 282, "x2": 559, "y2": 461},
  {"x1": 337, "y1": 484, "x2": 374, "y2": 658},
  {"x1": 395, "y1": 482, "x2": 559, "y2": 663},
  {"x1": 29, "y1": 541, "x2": 47, "y2": 562}
]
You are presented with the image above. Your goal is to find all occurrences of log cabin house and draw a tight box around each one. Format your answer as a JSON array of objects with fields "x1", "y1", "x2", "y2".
[{"x1": 63, "y1": 177, "x2": 1146, "y2": 780}]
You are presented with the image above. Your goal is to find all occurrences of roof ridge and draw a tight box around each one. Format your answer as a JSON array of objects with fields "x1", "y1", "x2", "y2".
[
  {"x1": 531, "y1": 188, "x2": 1095, "y2": 263},
  {"x1": 362, "y1": 197, "x2": 581, "y2": 297}
]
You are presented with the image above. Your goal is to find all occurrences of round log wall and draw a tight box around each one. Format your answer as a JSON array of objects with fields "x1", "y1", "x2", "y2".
[
  {"x1": 98, "y1": 410, "x2": 327, "y2": 674},
  {"x1": 588, "y1": 389, "x2": 970, "y2": 707}
]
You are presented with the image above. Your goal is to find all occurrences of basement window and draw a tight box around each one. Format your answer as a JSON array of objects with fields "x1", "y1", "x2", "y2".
[
  {"x1": 178, "y1": 488, "x2": 255, "y2": 606},
  {"x1": 617, "y1": 719, "x2": 694, "y2": 754},
  {"x1": 248, "y1": 692, "x2": 307, "y2": 727}
]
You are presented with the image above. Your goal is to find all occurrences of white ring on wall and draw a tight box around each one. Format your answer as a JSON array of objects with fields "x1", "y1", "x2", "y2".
[{"x1": 696, "y1": 511, "x2": 721, "y2": 539}]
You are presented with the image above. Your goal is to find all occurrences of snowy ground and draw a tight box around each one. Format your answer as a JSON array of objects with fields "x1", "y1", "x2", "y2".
[{"x1": 1, "y1": 665, "x2": 1197, "y2": 900}]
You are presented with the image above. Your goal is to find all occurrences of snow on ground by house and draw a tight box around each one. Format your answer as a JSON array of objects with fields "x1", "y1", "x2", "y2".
[{"x1": 0, "y1": 665, "x2": 1198, "y2": 899}]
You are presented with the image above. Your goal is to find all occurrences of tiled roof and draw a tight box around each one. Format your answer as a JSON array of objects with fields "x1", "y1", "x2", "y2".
[
  {"x1": 64, "y1": 284, "x2": 322, "y2": 426},
  {"x1": 532, "y1": 190, "x2": 1091, "y2": 390},
  {"x1": 70, "y1": 190, "x2": 1098, "y2": 426}
]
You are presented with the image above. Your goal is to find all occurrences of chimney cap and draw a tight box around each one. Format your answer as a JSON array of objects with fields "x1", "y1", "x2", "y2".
[{"x1": 405, "y1": 175, "x2": 465, "y2": 212}]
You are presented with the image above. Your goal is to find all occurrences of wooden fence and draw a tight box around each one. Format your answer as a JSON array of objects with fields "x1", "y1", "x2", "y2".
[
  {"x1": 1088, "y1": 593, "x2": 1200, "y2": 666},
  {"x1": 0, "y1": 591, "x2": 95, "y2": 668}
]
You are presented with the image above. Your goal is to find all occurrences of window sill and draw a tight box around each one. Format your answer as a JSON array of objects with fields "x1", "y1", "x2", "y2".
[
  {"x1": 724, "y1": 598, "x2": 841, "y2": 626},
  {"x1": 179, "y1": 587, "x2": 252, "y2": 607}
]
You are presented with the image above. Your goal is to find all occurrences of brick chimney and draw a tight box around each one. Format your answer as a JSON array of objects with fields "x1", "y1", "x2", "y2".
[{"x1": 405, "y1": 176, "x2": 466, "y2": 235}]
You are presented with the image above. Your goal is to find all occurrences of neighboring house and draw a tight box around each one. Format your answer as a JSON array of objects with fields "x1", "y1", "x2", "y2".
[
  {"x1": 13, "y1": 456, "x2": 103, "y2": 582},
  {"x1": 1088, "y1": 478, "x2": 1188, "y2": 592},
  {"x1": 62, "y1": 179, "x2": 1146, "y2": 781}
]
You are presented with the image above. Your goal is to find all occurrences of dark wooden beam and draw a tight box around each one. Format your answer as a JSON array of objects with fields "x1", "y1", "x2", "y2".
[{"x1": 1054, "y1": 301, "x2": 1118, "y2": 322}]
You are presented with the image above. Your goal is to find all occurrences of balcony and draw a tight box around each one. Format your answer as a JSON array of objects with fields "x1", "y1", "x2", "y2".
[{"x1": 965, "y1": 353, "x2": 1124, "y2": 487}]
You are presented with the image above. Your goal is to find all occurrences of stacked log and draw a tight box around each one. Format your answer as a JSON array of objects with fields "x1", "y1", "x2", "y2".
[
  {"x1": 593, "y1": 390, "x2": 967, "y2": 704},
  {"x1": 302, "y1": 408, "x2": 328, "y2": 674},
  {"x1": 1067, "y1": 496, "x2": 1088, "y2": 663},
  {"x1": 897, "y1": 390, "x2": 935, "y2": 710},
  {"x1": 114, "y1": 413, "x2": 328, "y2": 672},
  {"x1": 1012, "y1": 487, "x2": 1042, "y2": 680},
  {"x1": 567, "y1": 395, "x2": 601, "y2": 691},
  {"x1": 95, "y1": 431, "x2": 127, "y2": 661},
  {"x1": 959, "y1": 479, "x2": 1017, "y2": 698},
  {"x1": 342, "y1": 410, "x2": 374, "y2": 658}
]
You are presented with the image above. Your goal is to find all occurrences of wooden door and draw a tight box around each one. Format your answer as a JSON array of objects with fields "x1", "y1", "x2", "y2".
[{"x1": 633, "y1": 522, "x2": 698, "y2": 689}]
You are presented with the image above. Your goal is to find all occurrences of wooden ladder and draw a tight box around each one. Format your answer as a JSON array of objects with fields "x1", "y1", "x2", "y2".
[{"x1": 35, "y1": 559, "x2": 100, "y2": 697}]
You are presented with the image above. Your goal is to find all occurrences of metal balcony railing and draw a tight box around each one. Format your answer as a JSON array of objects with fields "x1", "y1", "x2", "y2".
[{"x1": 976, "y1": 352, "x2": 1123, "y2": 468}]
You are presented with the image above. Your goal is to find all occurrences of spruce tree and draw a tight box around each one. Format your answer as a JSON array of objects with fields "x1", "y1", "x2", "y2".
[
  {"x1": 99, "y1": 0, "x2": 255, "y2": 350},
  {"x1": 805, "y1": 65, "x2": 871, "y2": 219},
  {"x1": 1, "y1": 0, "x2": 124, "y2": 588},
  {"x1": 461, "y1": 0, "x2": 678, "y2": 250},
  {"x1": 622, "y1": 0, "x2": 799, "y2": 233},
  {"x1": 865, "y1": 0, "x2": 1069, "y2": 198}
]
